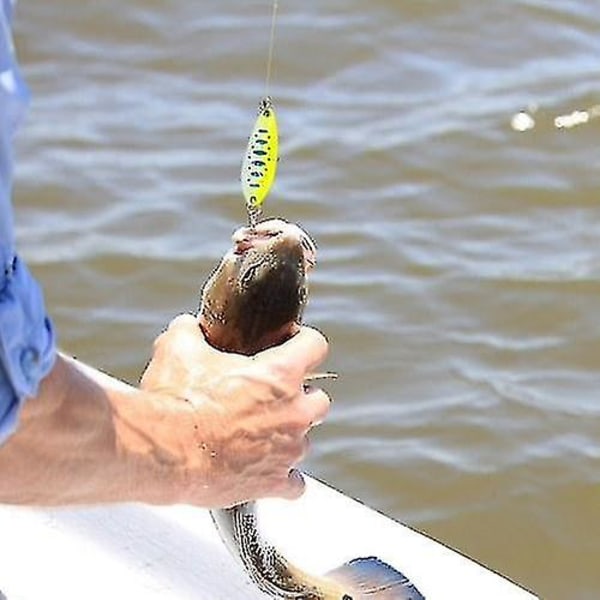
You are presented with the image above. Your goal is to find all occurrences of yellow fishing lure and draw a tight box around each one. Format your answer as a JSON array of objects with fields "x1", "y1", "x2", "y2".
[{"x1": 241, "y1": 96, "x2": 278, "y2": 213}]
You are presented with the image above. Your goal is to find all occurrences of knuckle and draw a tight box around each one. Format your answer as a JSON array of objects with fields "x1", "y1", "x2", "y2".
[
  {"x1": 219, "y1": 371, "x2": 249, "y2": 397},
  {"x1": 302, "y1": 326, "x2": 329, "y2": 355},
  {"x1": 219, "y1": 368, "x2": 270, "y2": 402},
  {"x1": 168, "y1": 313, "x2": 196, "y2": 330},
  {"x1": 259, "y1": 363, "x2": 298, "y2": 401},
  {"x1": 265, "y1": 360, "x2": 293, "y2": 385}
]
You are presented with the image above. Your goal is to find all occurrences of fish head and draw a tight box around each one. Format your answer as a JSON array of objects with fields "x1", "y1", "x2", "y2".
[{"x1": 199, "y1": 219, "x2": 316, "y2": 355}]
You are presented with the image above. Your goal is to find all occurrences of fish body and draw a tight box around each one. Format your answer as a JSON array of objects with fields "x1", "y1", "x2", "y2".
[
  {"x1": 200, "y1": 219, "x2": 335, "y2": 599},
  {"x1": 199, "y1": 219, "x2": 424, "y2": 600}
]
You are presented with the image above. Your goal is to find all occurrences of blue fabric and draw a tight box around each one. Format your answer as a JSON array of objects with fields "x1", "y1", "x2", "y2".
[{"x1": 0, "y1": 0, "x2": 56, "y2": 444}]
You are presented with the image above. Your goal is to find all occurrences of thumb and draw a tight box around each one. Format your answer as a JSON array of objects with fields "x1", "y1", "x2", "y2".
[
  {"x1": 162, "y1": 313, "x2": 216, "y2": 353},
  {"x1": 258, "y1": 326, "x2": 329, "y2": 380}
]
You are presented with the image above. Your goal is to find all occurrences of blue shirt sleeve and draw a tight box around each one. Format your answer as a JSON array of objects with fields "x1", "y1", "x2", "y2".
[{"x1": 0, "y1": 0, "x2": 56, "y2": 444}]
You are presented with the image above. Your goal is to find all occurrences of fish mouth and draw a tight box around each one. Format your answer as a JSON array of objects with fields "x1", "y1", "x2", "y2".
[{"x1": 231, "y1": 219, "x2": 317, "y2": 271}]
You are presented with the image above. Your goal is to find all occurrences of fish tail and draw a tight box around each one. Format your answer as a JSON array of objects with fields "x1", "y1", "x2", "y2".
[{"x1": 326, "y1": 556, "x2": 425, "y2": 600}]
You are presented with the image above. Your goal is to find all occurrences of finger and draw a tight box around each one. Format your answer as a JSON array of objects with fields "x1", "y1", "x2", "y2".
[
  {"x1": 284, "y1": 434, "x2": 311, "y2": 466},
  {"x1": 162, "y1": 313, "x2": 219, "y2": 355},
  {"x1": 166, "y1": 312, "x2": 200, "y2": 332},
  {"x1": 153, "y1": 314, "x2": 201, "y2": 353},
  {"x1": 259, "y1": 326, "x2": 329, "y2": 380},
  {"x1": 301, "y1": 387, "x2": 332, "y2": 428},
  {"x1": 278, "y1": 468, "x2": 306, "y2": 500},
  {"x1": 296, "y1": 435, "x2": 311, "y2": 464}
]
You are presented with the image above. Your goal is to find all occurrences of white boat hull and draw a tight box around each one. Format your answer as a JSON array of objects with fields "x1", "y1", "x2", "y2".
[{"x1": 0, "y1": 476, "x2": 538, "y2": 599}]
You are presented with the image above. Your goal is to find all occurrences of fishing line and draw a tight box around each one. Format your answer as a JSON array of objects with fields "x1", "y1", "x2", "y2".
[
  {"x1": 241, "y1": 0, "x2": 281, "y2": 228},
  {"x1": 264, "y1": 0, "x2": 279, "y2": 98}
]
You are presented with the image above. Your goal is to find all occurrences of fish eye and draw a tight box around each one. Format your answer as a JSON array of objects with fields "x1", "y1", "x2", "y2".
[{"x1": 240, "y1": 263, "x2": 260, "y2": 288}]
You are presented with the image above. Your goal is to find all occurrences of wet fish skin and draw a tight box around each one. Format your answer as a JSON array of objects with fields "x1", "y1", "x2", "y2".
[
  {"x1": 200, "y1": 219, "x2": 344, "y2": 598},
  {"x1": 199, "y1": 219, "x2": 313, "y2": 355},
  {"x1": 200, "y1": 219, "x2": 423, "y2": 599}
]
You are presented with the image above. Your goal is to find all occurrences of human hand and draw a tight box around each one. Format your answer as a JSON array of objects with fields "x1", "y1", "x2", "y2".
[{"x1": 137, "y1": 313, "x2": 331, "y2": 508}]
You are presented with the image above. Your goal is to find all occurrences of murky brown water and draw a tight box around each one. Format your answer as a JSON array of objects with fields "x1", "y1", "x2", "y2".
[{"x1": 11, "y1": 1, "x2": 600, "y2": 598}]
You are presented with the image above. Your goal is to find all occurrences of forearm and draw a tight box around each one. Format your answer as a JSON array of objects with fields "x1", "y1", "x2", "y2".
[
  {"x1": 0, "y1": 353, "x2": 191, "y2": 506},
  {"x1": 0, "y1": 354, "x2": 129, "y2": 505}
]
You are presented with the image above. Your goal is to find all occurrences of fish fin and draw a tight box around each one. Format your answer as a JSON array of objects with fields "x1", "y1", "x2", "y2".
[{"x1": 326, "y1": 556, "x2": 425, "y2": 600}]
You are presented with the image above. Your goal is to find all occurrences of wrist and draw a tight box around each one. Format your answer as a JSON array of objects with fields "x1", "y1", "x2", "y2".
[
  {"x1": 110, "y1": 371, "x2": 229, "y2": 506},
  {"x1": 0, "y1": 354, "x2": 121, "y2": 504},
  {"x1": 55, "y1": 357, "x2": 202, "y2": 506}
]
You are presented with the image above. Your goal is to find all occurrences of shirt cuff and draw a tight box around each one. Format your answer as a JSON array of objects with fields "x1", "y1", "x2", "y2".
[{"x1": 0, "y1": 254, "x2": 56, "y2": 444}]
